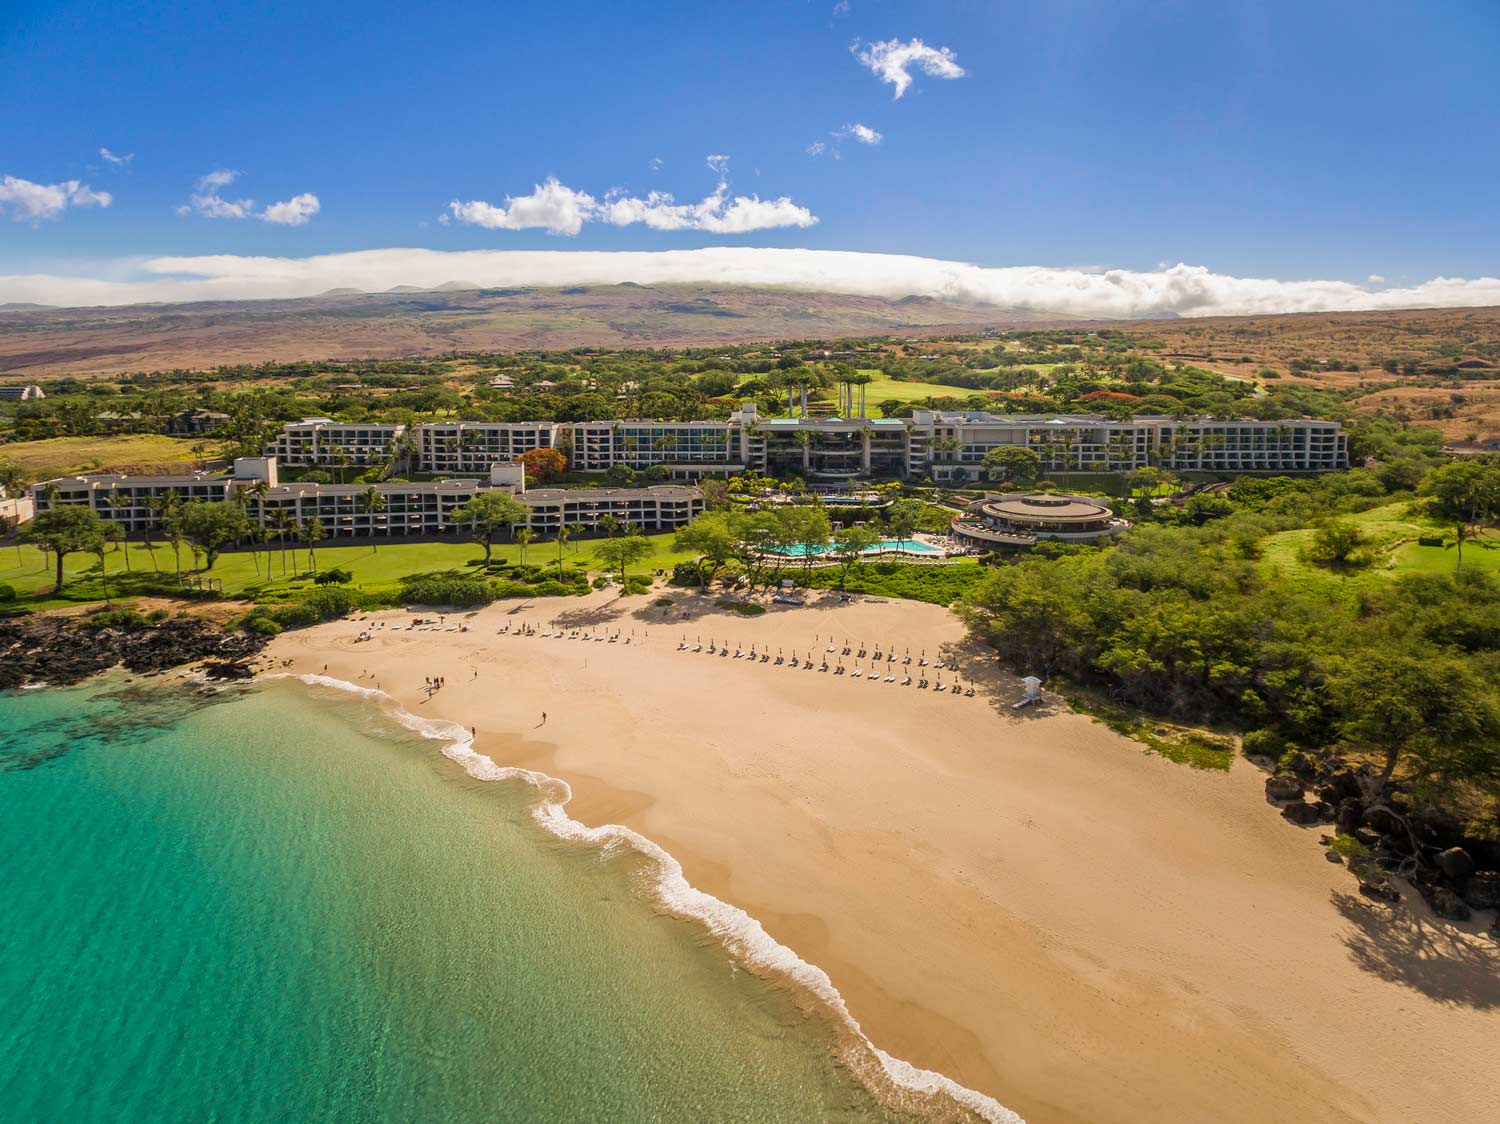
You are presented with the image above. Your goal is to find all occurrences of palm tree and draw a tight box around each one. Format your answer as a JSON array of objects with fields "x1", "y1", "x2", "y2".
[
  {"x1": 140, "y1": 496, "x2": 165, "y2": 570},
  {"x1": 107, "y1": 493, "x2": 133, "y2": 570},
  {"x1": 300, "y1": 517, "x2": 324, "y2": 573},
  {"x1": 360, "y1": 486, "x2": 387, "y2": 551},
  {"x1": 568, "y1": 520, "x2": 586, "y2": 552},
  {"x1": 598, "y1": 513, "x2": 621, "y2": 539},
  {"x1": 95, "y1": 523, "x2": 123, "y2": 607},
  {"x1": 248, "y1": 479, "x2": 271, "y2": 571},
  {"x1": 270, "y1": 509, "x2": 293, "y2": 576},
  {"x1": 1450, "y1": 519, "x2": 1477, "y2": 574},
  {"x1": 162, "y1": 496, "x2": 186, "y2": 582},
  {"x1": 516, "y1": 527, "x2": 533, "y2": 566},
  {"x1": 555, "y1": 525, "x2": 570, "y2": 572}
]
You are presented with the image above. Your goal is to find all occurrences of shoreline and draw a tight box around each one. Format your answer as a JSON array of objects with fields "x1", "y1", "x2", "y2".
[
  {"x1": 275, "y1": 670, "x2": 1019, "y2": 1124},
  {"x1": 260, "y1": 588, "x2": 1500, "y2": 1124}
]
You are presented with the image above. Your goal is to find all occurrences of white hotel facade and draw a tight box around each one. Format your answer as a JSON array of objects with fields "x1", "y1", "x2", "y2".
[
  {"x1": 31, "y1": 459, "x2": 704, "y2": 541},
  {"x1": 266, "y1": 406, "x2": 1347, "y2": 483}
]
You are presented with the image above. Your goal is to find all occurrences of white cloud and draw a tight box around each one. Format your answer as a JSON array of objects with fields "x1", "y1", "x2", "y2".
[
  {"x1": 806, "y1": 141, "x2": 827, "y2": 157},
  {"x1": 261, "y1": 193, "x2": 322, "y2": 227},
  {"x1": 6, "y1": 250, "x2": 1500, "y2": 319},
  {"x1": 448, "y1": 159, "x2": 817, "y2": 236},
  {"x1": 1367, "y1": 274, "x2": 1386, "y2": 284},
  {"x1": 448, "y1": 178, "x2": 598, "y2": 235},
  {"x1": 837, "y1": 123, "x2": 883, "y2": 145},
  {"x1": 853, "y1": 37, "x2": 965, "y2": 98},
  {"x1": 649, "y1": 156, "x2": 663, "y2": 172},
  {"x1": 833, "y1": 1, "x2": 850, "y2": 15},
  {"x1": 179, "y1": 170, "x2": 320, "y2": 225},
  {"x1": 0, "y1": 175, "x2": 112, "y2": 222},
  {"x1": 99, "y1": 147, "x2": 133, "y2": 167}
]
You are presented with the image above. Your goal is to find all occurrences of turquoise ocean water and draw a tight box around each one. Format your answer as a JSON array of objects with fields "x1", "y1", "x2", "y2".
[{"x1": 0, "y1": 676, "x2": 935, "y2": 1124}]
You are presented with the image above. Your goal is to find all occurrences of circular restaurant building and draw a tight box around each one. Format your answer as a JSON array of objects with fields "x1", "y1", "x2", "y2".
[{"x1": 951, "y1": 493, "x2": 1129, "y2": 549}]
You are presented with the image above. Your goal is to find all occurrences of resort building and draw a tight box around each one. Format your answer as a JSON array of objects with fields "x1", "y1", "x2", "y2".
[
  {"x1": 416, "y1": 421, "x2": 560, "y2": 474},
  {"x1": 29, "y1": 458, "x2": 702, "y2": 541},
  {"x1": 568, "y1": 420, "x2": 746, "y2": 476},
  {"x1": 0, "y1": 384, "x2": 45, "y2": 401},
  {"x1": 259, "y1": 410, "x2": 1349, "y2": 484},
  {"x1": 951, "y1": 493, "x2": 1131, "y2": 549},
  {"x1": 268, "y1": 418, "x2": 409, "y2": 468}
]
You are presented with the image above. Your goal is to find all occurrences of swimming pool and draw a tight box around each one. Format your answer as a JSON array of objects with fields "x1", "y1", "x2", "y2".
[{"x1": 764, "y1": 538, "x2": 944, "y2": 557}]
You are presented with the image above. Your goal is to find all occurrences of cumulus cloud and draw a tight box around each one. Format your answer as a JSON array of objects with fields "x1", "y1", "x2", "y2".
[
  {"x1": 0, "y1": 175, "x2": 112, "y2": 222},
  {"x1": 806, "y1": 141, "x2": 827, "y2": 157},
  {"x1": 178, "y1": 171, "x2": 320, "y2": 226},
  {"x1": 447, "y1": 178, "x2": 598, "y2": 235},
  {"x1": 853, "y1": 37, "x2": 965, "y2": 98},
  {"x1": 5, "y1": 249, "x2": 1500, "y2": 319},
  {"x1": 99, "y1": 147, "x2": 134, "y2": 167},
  {"x1": 447, "y1": 158, "x2": 816, "y2": 236},
  {"x1": 1367, "y1": 274, "x2": 1386, "y2": 284},
  {"x1": 261, "y1": 193, "x2": 321, "y2": 227}
]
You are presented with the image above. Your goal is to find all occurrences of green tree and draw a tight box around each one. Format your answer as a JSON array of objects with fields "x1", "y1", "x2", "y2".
[
  {"x1": 674, "y1": 511, "x2": 738, "y2": 587},
  {"x1": 1305, "y1": 520, "x2": 1369, "y2": 568},
  {"x1": 451, "y1": 491, "x2": 529, "y2": 566},
  {"x1": 515, "y1": 527, "x2": 534, "y2": 566},
  {"x1": 178, "y1": 501, "x2": 248, "y2": 570},
  {"x1": 594, "y1": 530, "x2": 652, "y2": 583},
  {"x1": 981, "y1": 445, "x2": 1042, "y2": 485},
  {"x1": 21, "y1": 505, "x2": 109, "y2": 592},
  {"x1": 829, "y1": 524, "x2": 881, "y2": 589}
]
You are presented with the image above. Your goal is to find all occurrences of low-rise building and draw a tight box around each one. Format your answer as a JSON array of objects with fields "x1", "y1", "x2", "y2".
[
  {"x1": 415, "y1": 421, "x2": 558, "y2": 474},
  {"x1": 0, "y1": 385, "x2": 44, "y2": 401},
  {"x1": 951, "y1": 493, "x2": 1130, "y2": 549},
  {"x1": 164, "y1": 409, "x2": 230, "y2": 436},
  {"x1": 267, "y1": 418, "x2": 408, "y2": 468},
  {"x1": 29, "y1": 458, "x2": 701, "y2": 542}
]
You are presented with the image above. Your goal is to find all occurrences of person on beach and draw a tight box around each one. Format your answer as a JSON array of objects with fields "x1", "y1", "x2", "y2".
[{"x1": 539, "y1": 712, "x2": 547, "y2": 727}]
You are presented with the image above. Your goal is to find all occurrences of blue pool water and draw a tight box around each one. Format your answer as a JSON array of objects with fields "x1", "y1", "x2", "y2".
[{"x1": 766, "y1": 538, "x2": 943, "y2": 557}]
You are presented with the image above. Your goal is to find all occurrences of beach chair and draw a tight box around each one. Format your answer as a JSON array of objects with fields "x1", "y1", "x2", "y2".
[
  {"x1": 884, "y1": 673, "x2": 896, "y2": 683},
  {"x1": 900, "y1": 676, "x2": 911, "y2": 686},
  {"x1": 851, "y1": 667, "x2": 863, "y2": 678}
]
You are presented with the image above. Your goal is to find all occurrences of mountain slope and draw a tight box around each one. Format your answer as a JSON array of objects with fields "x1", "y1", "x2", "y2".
[{"x1": 0, "y1": 285, "x2": 1065, "y2": 377}]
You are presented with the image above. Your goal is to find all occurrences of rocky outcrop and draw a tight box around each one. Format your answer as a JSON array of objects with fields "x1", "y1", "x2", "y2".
[
  {"x1": 1248, "y1": 744, "x2": 1500, "y2": 927},
  {"x1": 0, "y1": 614, "x2": 267, "y2": 690}
]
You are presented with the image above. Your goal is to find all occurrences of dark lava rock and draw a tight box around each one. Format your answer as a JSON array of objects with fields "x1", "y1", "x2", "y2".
[
  {"x1": 1426, "y1": 886, "x2": 1472, "y2": 923},
  {"x1": 1463, "y1": 871, "x2": 1500, "y2": 912},
  {"x1": 1335, "y1": 797, "x2": 1364, "y2": 833},
  {"x1": 1437, "y1": 847, "x2": 1476, "y2": 884},
  {"x1": 0, "y1": 613, "x2": 269, "y2": 690},
  {"x1": 1265, "y1": 773, "x2": 1304, "y2": 802},
  {"x1": 1362, "y1": 805, "x2": 1404, "y2": 838},
  {"x1": 1282, "y1": 800, "x2": 1322, "y2": 826},
  {"x1": 1357, "y1": 875, "x2": 1402, "y2": 904},
  {"x1": 1283, "y1": 751, "x2": 1319, "y2": 779},
  {"x1": 1315, "y1": 801, "x2": 1337, "y2": 823},
  {"x1": 1325, "y1": 850, "x2": 1344, "y2": 864}
]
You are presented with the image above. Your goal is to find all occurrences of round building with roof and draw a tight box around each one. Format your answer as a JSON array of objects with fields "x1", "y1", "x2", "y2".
[{"x1": 951, "y1": 493, "x2": 1130, "y2": 549}]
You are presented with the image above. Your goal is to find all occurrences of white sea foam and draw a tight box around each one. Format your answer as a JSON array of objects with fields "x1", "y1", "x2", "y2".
[{"x1": 272, "y1": 671, "x2": 1024, "y2": 1124}]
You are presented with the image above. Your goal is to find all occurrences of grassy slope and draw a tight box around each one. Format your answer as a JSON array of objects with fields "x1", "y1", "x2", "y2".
[
  {"x1": 1, "y1": 435, "x2": 218, "y2": 477},
  {"x1": 1257, "y1": 501, "x2": 1500, "y2": 602},
  {"x1": 0, "y1": 532, "x2": 698, "y2": 609}
]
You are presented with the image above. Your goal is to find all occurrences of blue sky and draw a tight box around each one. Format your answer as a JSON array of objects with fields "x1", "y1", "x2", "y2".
[{"x1": 2, "y1": 0, "x2": 1499, "y2": 312}]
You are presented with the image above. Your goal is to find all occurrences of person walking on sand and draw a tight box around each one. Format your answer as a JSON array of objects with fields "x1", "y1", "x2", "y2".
[{"x1": 539, "y1": 712, "x2": 547, "y2": 727}]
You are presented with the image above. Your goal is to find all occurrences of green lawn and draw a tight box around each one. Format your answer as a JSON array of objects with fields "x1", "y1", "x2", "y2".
[
  {"x1": 1, "y1": 435, "x2": 220, "y2": 478},
  {"x1": 0, "y1": 532, "x2": 697, "y2": 610},
  {"x1": 857, "y1": 371, "x2": 980, "y2": 413},
  {"x1": 1257, "y1": 502, "x2": 1497, "y2": 602}
]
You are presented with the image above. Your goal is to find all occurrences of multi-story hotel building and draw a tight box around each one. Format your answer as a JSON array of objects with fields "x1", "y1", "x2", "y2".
[
  {"x1": 30, "y1": 459, "x2": 703, "y2": 541},
  {"x1": 416, "y1": 422, "x2": 560, "y2": 474},
  {"x1": 261, "y1": 408, "x2": 1348, "y2": 484}
]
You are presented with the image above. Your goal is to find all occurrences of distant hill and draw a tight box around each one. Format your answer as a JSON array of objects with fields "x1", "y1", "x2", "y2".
[{"x1": 0, "y1": 285, "x2": 1071, "y2": 376}]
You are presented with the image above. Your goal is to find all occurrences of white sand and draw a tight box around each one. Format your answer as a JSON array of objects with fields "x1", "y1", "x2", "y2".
[{"x1": 264, "y1": 587, "x2": 1500, "y2": 1124}]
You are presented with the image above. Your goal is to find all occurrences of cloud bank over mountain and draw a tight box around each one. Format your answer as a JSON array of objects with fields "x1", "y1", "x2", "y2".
[{"x1": 3, "y1": 247, "x2": 1498, "y2": 319}]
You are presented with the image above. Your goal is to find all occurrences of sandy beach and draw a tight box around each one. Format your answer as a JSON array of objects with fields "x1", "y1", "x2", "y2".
[{"x1": 262, "y1": 587, "x2": 1500, "y2": 1124}]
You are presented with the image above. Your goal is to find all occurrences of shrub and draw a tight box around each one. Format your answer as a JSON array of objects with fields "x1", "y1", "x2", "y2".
[
  {"x1": 623, "y1": 575, "x2": 653, "y2": 595},
  {"x1": 401, "y1": 578, "x2": 494, "y2": 607},
  {"x1": 1241, "y1": 728, "x2": 1287, "y2": 759},
  {"x1": 719, "y1": 600, "x2": 766, "y2": 616},
  {"x1": 0, "y1": 582, "x2": 15, "y2": 602},
  {"x1": 270, "y1": 602, "x2": 321, "y2": 629},
  {"x1": 85, "y1": 608, "x2": 147, "y2": 631},
  {"x1": 532, "y1": 579, "x2": 581, "y2": 597},
  {"x1": 314, "y1": 568, "x2": 353, "y2": 585},
  {"x1": 671, "y1": 559, "x2": 702, "y2": 586},
  {"x1": 493, "y1": 580, "x2": 535, "y2": 599},
  {"x1": 1418, "y1": 535, "x2": 1444, "y2": 547},
  {"x1": 303, "y1": 586, "x2": 356, "y2": 620},
  {"x1": 591, "y1": 576, "x2": 608, "y2": 589},
  {"x1": 243, "y1": 616, "x2": 283, "y2": 637},
  {"x1": 147, "y1": 608, "x2": 169, "y2": 622}
]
